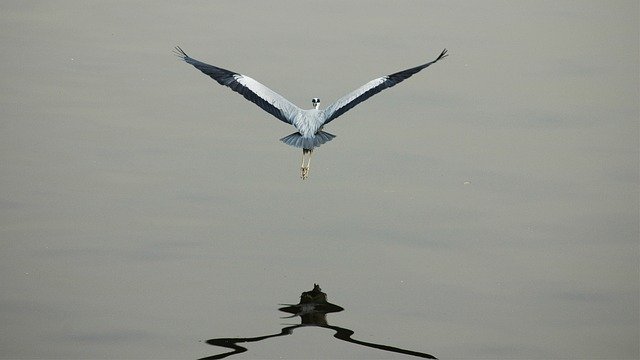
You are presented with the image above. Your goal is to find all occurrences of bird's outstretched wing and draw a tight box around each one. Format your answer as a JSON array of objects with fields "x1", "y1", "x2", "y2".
[
  {"x1": 322, "y1": 49, "x2": 447, "y2": 125},
  {"x1": 174, "y1": 46, "x2": 301, "y2": 125}
]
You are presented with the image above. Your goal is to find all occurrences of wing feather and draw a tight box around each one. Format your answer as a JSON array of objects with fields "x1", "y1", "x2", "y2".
[
  {"x1": 175, "y1": 46, "x2": 300, "y2": 124},
  {"x1": 322, "y1": 49, "x2": 447, "y2": 125}
]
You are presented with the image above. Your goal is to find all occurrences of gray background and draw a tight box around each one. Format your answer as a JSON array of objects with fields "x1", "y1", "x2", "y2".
[{"x1": 1, "y1": 1, "x2": 638, "y2": 359}]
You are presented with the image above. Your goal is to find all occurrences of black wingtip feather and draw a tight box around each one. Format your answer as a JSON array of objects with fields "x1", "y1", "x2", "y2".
[
  {"x1": 437, "y1": 48, "x2": 448, "y2": 61},
  {"x1": 173, "y1": 46, "x2": 188, "y2": 59}
]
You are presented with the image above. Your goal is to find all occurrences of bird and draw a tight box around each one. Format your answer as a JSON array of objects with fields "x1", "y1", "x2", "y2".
[{"x1": 174, "y1": 46, "x2": 447, "y2": 179}]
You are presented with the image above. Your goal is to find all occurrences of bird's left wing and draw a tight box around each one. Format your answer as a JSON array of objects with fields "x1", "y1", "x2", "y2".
[
  {"x1": 322, "y1": 49, "x2": 447, "y2": 125},
  {"x1": 175, "y1": 46, "x2": 301, "y2": 125}
]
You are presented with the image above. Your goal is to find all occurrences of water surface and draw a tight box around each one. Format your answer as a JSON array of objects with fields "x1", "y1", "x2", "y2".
[{"x1": 1, "y1": 1, "x2": 638, "y2": 359}]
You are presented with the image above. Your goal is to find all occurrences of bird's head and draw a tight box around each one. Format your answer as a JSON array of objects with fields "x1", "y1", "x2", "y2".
[{"x1": 311, "y1": 98, "x2": 320, "y2": 110}]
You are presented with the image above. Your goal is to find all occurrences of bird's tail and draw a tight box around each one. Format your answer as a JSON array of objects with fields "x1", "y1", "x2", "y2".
[{"x1": 280, "y1": 131, "x2": 336, "y2": 149}]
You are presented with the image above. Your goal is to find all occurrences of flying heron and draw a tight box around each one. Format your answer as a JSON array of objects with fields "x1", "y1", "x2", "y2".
[{"x1": 174, "y1": 46, "x2": 447, "y2": 179}]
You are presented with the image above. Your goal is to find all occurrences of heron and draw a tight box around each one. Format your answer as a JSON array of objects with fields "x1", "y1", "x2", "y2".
[{"x1": 174, "y1": 46, "x2": 447, "y2": 179}]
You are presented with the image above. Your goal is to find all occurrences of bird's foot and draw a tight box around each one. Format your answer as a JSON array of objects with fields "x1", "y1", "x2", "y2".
[{"x1": 301, "y1": 167, "x2": 309, "y2": 180}]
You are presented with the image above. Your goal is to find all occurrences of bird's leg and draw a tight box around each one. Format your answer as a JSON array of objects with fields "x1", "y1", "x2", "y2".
[
  {"x1": 306, "y1": 149, "x2": 312, "y2": 174},
  {"x1": 301, "y1": 149, "x2": 312, "y2": 180},
  {"x1": 301, "y1": 149, "x2": 308, "y2": 180}
]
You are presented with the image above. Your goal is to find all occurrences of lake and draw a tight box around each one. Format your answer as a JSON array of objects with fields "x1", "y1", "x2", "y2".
[{"x1": 1, "y1": 1, "x2": 638, "y2": 359}]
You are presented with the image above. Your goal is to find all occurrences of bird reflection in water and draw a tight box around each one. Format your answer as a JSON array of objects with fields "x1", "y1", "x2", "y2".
[{"x1": 198, "y1": 284, "x2": 437, "y2": 359}]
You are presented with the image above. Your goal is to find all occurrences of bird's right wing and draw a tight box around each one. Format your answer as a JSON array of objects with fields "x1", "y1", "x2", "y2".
[
  {"x1": 322, "y1": 49, "x2": 447, "y2": 125},
  {"x1": 175, "y1": 46, "x2": 301, "y2": 125}
]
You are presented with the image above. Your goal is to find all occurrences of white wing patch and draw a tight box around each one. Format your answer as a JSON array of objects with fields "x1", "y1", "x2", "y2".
[
  {"x1": 322, "y1": 76, "x2": 388, "y2": 123},
  {"x1": 234, "y1": 74, "x2": 300, "y2": 122}
]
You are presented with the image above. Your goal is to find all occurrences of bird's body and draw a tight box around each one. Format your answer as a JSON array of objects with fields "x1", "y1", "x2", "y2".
[
  {"x1": 174, "y1": 46, "x2": 447, "y2": 179},
  {"x1": 290, "y1": 109, "x2": 326, "y2": 145}
]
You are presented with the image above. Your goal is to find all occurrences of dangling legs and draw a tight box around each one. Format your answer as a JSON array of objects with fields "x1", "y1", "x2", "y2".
[
  {"x1": 305, "y1": 149, "x2": 312, "y2": 177},
  {"x1": 301, "y1": 148, "x2": 313, "y2": 180}
]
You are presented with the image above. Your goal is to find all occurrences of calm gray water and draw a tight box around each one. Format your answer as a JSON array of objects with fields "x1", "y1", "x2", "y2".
[{"x1": 1, "y1": 1, "x2": 638, "y2": 359}]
